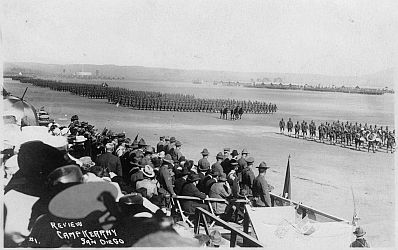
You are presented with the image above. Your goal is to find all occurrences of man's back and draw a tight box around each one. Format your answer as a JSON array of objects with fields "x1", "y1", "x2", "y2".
[{"x1": 96, "y1": 152, "x2": 122, "y2": 176}]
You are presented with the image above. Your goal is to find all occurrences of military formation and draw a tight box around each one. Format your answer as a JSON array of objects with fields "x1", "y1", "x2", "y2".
[
  {"x1": 279, "y1": 118, "x2": 396, "y2": 153},
  {"x1": 11, "y1": 76, "x2": 277, "y2": 115}
]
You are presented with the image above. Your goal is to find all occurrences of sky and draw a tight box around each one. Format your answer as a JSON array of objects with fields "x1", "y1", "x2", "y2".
[{"x1": 2, "y1": 0, "x2": 397, "y2": 76}]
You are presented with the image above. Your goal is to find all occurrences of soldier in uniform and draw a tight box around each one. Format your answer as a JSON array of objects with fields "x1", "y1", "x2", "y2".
[
  {"x1": 252, "y1": 162, "x2": 273, "y2": 207},
  {"x1": 287, "y1": 118, "x2": 293, "y2": 136},
  {"x1": 211, "y1": 152, "x2": 224, "y2": 175},
  {"x1": 156, "y1": 136, "x2": 165, "y2": 153},
  {"x1": 294, "y1": 121, "x2": 300, "y2": 138},
  {"x1": 350, "y1": 227, "x2": 370, "y2": 248},
  {"x1": 240, "y1": 157, "x2": 255, "y2": 196},
  {"x1": 279, "y1": 118, "x2": 285, "y2": 134}
]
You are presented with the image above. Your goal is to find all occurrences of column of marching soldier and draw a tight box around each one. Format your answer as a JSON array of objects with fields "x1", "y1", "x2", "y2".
[
  {"x1": 279, "y1": 118, "x2": 396, "y2": 153},
  {"x1": 11, "y1": 76, "x2": 278, "y2": 114}
]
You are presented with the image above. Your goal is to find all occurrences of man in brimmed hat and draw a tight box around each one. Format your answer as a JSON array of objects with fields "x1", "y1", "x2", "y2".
[
  {"x1": 95, "y1": 142, "x2": 123, "y2": 177},
  {"x1": 350, "y1": 227, "x2": 370, "y2": 247},
  {"x1": 165, "y1": 136, "x2": 176, "y2": 155},
  {"x1": 230, "y1": 149, "x2": 239, "y2": 160},
  {"x1": 209, "y1": 173, "x2": 231, "y2": 215},
  {"x1": 211, "y1": 152, "x2": 224, "y2": 176},
  {"x1": 221, "y1": 147, "x2": 231, "y2": 174},
  {"x1": 202, "y1": 169, "x2": 219, "y2": 195},
  {"x1": 136, "y1": 165, "x2": 159, "y2": 200},
  {"x1": 238, "y1": 148, "x2": 249, "y2": 171},
  {"x1": 170, "y1": 140, "x2": 183, "y2": 162},
  {"x1": 198, "y1": 148, "x2": 210, "y2": 172},
  {"x1": 180, "y1": 173, "x2": 209, "y2": 214},
  {"x1": 252, "y1": 161, "x2": 272, "y2": 207},
  {"x1": 173, "y1": 167, "x2": 189, "y2": 195},
  {"x1": 241, "y1": 156, "x2": 255, "y2": 196},
  {"x1": 158, "y1": 154, "x2": 176, "y2": 199},
  {"x1": 156, "y1": 136, "x2": 165, "y2": 153}
]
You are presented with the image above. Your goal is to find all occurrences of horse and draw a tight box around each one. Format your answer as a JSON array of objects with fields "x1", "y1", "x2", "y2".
[{"x1": 221, "y1": 107, "x2": 228, "y2": 120}]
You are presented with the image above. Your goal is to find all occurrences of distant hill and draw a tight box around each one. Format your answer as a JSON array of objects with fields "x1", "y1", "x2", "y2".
[{"x1": 4, "y1": 62, "x2": 395, "y2": 89}]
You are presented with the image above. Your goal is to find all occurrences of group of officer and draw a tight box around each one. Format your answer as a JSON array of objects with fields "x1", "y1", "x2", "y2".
[
  {"x1": 11, "y1": 76, "x2": 277, "y2": 114},
  {"x1": 279, "y1": 118, "x2": 396, "y2": 153}
]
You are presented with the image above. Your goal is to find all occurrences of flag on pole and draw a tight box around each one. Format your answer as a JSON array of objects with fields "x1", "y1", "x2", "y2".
[{"x1": 283, "y1": 155, "x2": 291, "y2": 199}]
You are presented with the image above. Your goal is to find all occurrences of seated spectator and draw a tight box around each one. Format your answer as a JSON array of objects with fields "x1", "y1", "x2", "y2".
[
  {"x1": 209, "y1": 173, "x2": 231, "y2": 215},
  {"x1": 136, "y1": 165, "x2": 162, "y2": 206},
  {"x1": 180, "y1": 174, "x2": 209, "y2": 214},
  {"x1": 174, "y1": 168, "x2": 189, "y2": 195}
]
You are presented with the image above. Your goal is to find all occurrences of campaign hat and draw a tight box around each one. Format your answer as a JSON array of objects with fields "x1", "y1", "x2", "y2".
[
  {"x1": 210, "y1": 169, "x2": 220, "y2": 177},
  {"x1": 198, "y1": 161, "x2": 210, "y2": 171},
  {"x1": 48, "y1": 182, "x2": 118, "y2": 219},
  {"x1": 353, "y1": 227, "x2": 366, "y2": 237},
  {"x1": 170, "y1": 137, "x2": 176, "y2": 143},
  {"x1": 230, "y1": 149, "x2": 239, "y2": 157},
  {"x1": 223, "y1": 147, "x2": 230, "y2": 153},
  {"x1": 201, "y1": 148, "x2": 209, "y2": 156},
  {"x1": 246, "y1": 157, "x2": 254, "y2": 164},
  {"x1": 257, "y1": 161, "x2": 269, "y2": 169},
  {"x1": 175, "y1": 140, "x2": 182, "y2": 147},
  {"x1": 216, "y1": 152, "x2": 224, "y2": 159},
  {"x1": 179, "y1": 156, "x2": 186, "y2": 162}
]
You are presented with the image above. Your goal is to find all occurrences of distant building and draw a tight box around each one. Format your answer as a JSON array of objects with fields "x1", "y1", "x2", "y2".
[{"x1": 76, "y1": 71, "x2": 92, "y2": 76}]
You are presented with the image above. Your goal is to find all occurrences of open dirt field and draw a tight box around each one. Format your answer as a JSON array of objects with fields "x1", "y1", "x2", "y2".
[{"x1": 3, "y1": 78, "x2": 395, "y2": 247}]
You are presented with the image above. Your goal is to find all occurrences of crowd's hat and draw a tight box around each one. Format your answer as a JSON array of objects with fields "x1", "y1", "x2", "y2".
[
  {"x1": 241, "y1": 148, "x2": 249, "y2": 154},
  {"x1": 353, "y1": 227, "x2": 366, "y2": 237},
  {"x1": 151, "y1": 157, "x2": 162, "y2": 168},
  {"x1": 158, "y1": 151, "x2": 165, "y2": 158},
  {"x1": 179, "y1": 156, "x2": 186, "y2": 162},
  {"x1": 165, "y1": 137, "x2": 170, "y2": 141},
  {"x1": 105, "y1": 142, "x2": 114, "y2": 151},
  {"x1": 187, "y1": 173, "x2": 201, "y2": 183},
  {"x1": 48, "y1": 182, "x2": 118, "y2": 219},
  {"x1": 230, "y1": 150, "x2": 239, "y2": 157},
  {"x1": 223, "y1": 147, "x2": 230, "y2": 152},
  {"x1": 216, "y1": 152, "x2": 224, "y2": 159},
  {"x1": 160, "y1": 136, "x2": 165, "y2": 139},
  {"x1": 119, "y1": 193, "x2": 143, "y2": 206},
  {"x1": 71, "y1": 114, "x2": 79, "y2": 121},
  {"x1": 218, "y1": 173, "x2": 227, "y2": 182},
  {"x1": 175, "y1": 140, "x2": 182, "y2": 147},
  {"x1": 201, "y1": 148, "x2": 209, "y2": 156},
  {"x1": 18, "y1": 141, "x2": 70, "y2": 179},
  {"x1": 162, "y1": 154, "x2": 174, "y2": 164},
  {"x1": 246, "y1": 157, "x2": 254, "y2": 164},
  {"x1": 142, "y1": 165, "x2": 155, "y2": 178},
  {"x1": 79, "y1": 156, "x2": 95, "y2": 168},
  {"x1": 74, "y1": 135, "x2": 87, "y2": 143},
  {"x1": 47, "y1": 165, "x2": 83, "y2": 186},
  {"x1": 210, "y1": 169, "x2": 220, "y2": 177},
  {"x1": 170, "y1": 136, "x2": 176, "y2": 143},
  {"x1": 257, "y1": 161, "x2": 269, "y2": 169},
  {"x1": 138, "y1": 138, "x2": 147, "y2": 147}
]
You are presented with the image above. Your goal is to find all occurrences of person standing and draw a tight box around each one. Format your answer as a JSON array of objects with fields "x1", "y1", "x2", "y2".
[
  {"x1": 198, "y1": 148, "x2": 210, "y2": 172},
  {"x1": 252, "y1": 162, "x2": 272, "y2": 207},
  {"x1": 95, "y1": 143, "x2": 123, "y2": 177},
  {"x1": 211, "y1": 152, "x2": 224, "y2": 175},
  {"x1": 241, "y1": 157, "x2": 255, "y2": 196},
  {"x1": 279, "y1": 118, "x2": 285, "y2": 134},
  {"x1": 287, "y1": 118, "x2": 293, "y2": 136},
  {"x1": 350, "y1": 227, "x2": 370, "y2": 248},
  {"x1": 156, "y1": 136, "x2": 165, "y2": 153}
]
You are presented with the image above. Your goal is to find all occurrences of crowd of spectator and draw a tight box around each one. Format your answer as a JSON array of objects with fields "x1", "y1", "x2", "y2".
[{"x1": 2, "y1": 114, "x2": 274, "y2": 248}]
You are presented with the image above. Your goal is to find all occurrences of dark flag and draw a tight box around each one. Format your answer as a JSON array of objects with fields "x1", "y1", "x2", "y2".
[{"x1": 283, "y1": 155, "x2": 291, "y2": 199}]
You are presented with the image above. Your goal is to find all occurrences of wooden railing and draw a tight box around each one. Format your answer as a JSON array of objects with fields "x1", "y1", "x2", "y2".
[
  {"x1": 270, "y1": 192, "x2": 350, "y2": 223},
  {"x1": 194, "y1": 207, "x2": 265, "y2": 248}
]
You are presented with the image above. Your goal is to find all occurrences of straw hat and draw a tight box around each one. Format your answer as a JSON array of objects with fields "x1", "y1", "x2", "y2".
[
  {"x1": 74, "y1": 135, "x2": 87, "y2": 143},
  {"x1": 353, "y1": 227, "x2": 366, "y2": 237},
  {"x1": 142, "y1": 165, "x2": 155, "y2": 178}
]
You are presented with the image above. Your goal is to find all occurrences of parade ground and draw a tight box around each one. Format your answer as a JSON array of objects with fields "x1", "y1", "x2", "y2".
[{"x1": 4, "y1": 78, "x2": 395, "y2": 247}]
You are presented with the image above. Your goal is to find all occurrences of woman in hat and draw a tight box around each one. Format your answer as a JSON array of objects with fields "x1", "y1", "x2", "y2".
[{"x1": 180, "y1": 173, "x2": 209, "y2": 214}]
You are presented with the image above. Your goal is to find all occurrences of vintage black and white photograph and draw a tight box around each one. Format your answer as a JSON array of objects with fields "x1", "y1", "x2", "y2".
[{"x1": 2, "y1": 0, "x2": 396, "y2": 248}]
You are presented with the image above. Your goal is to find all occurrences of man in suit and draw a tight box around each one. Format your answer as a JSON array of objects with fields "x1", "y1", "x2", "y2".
[
  {"x1": 156, "y1": 136, "x2": 165, "y2": 153},
  {"x1": 209, "y1": 173, "x2": 231, "y2": 214},
  {"x1": 95, "y1": 143, "x2": 123, "y2": 177},
  {"x1": 252, "y1": 162, "x2": 273, "y2": 207}
]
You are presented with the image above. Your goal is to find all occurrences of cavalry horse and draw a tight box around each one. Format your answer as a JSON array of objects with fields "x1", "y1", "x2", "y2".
[{"x1": 220, "y1": 107, "x2": 229, "y2": 120}]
